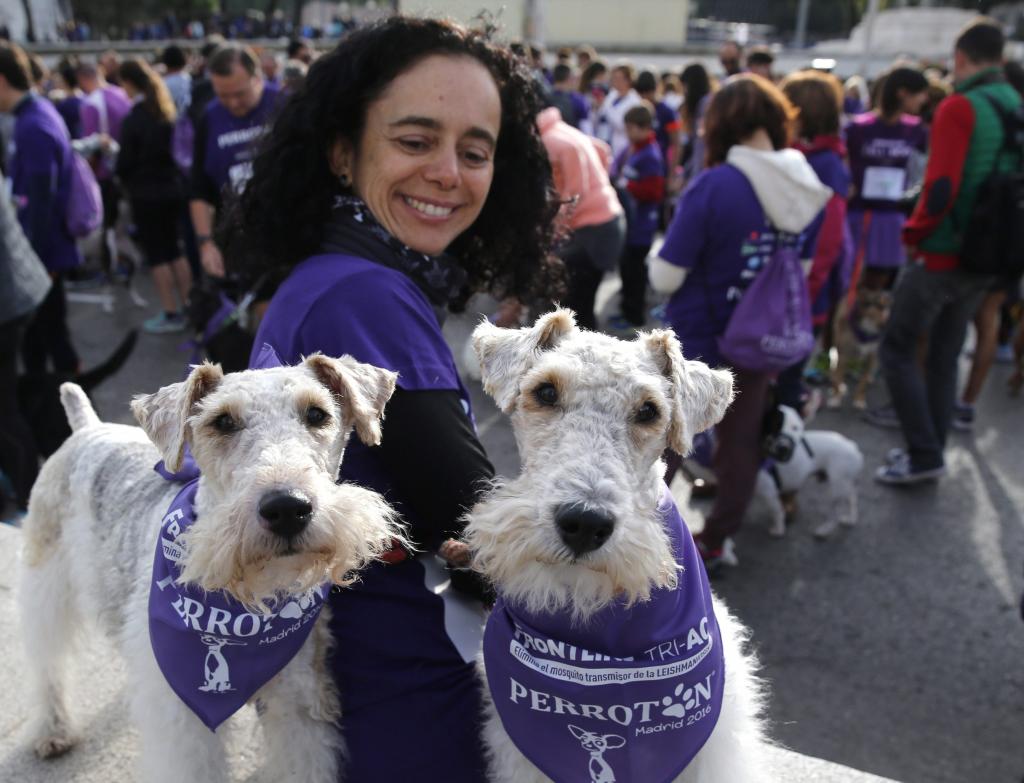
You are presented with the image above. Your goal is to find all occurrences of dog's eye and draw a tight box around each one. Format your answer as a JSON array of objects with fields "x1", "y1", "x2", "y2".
[
  {"x1": 635, "y1": 401, "x2": 660, "y2": 424},
  {"x1": 533, "y1": 383, "x2": 559, "y2": 407},
  {"x1": 212, "y1": 413, "x2": 239, "y2": 434},
  {"x1": 305, "y1": 406, "x2": 329, "y2": 427}
]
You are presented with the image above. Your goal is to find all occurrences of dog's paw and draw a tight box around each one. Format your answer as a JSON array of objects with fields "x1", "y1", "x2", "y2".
[
  {"x1": 852, "y1": 396, "x2": 868, "y2": 411},
  {"x1": 813, "y1": 522, "x2": 837, "y2": 540},
  {"x1": 825, "y1": 392, "x2": 844, "y2": 410},
  {"x1": 768, "y1": 519, "x2": 787, "y2": 538},
  {"x1": 33, "y1": 732, "x2": 78, "y2": 759}
]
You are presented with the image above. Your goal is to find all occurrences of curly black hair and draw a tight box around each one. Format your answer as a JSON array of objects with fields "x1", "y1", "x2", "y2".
[{"x1": 221, "y1": 15, "x2": 562, "y2": 302}]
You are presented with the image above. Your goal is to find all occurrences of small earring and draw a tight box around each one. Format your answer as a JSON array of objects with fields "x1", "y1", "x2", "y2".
[{"x1": 338, "y1": 172, "x2": 351, "y2": 188}]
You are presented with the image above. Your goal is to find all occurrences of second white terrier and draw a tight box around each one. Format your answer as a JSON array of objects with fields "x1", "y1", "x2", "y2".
[
  {"x1": 462, "y1": 310, "x2": 769, "y2": 783},
  {"x1": 755, "y1": 405, "x2": 864, "y2": 539},
  {"x1": 19, "y1": 353, "x2": 405, "y2": 783}
]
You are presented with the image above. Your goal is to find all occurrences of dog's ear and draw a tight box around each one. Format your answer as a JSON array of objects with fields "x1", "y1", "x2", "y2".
[
  {"x1": 567, "y1": 725, "x2": 588, "y2": 741},
  {"x1": 131, "y1": 362, "x2": 223, "y2": 472},
  {"x1": 603, "y1": 734, "x2": 626, "y2": 749},
  {"x1": 304, "y1": 353, "x2": 397, "y2": 447},
  {"x1": 762, "y1": 406, "x2": 784, "y2": 438},
  {"x1": 472, "y1": 308, "x2": 576, "y2": 413},
  {"x1": 641, "y1": 329, "x2": 734, "y2": 456}
]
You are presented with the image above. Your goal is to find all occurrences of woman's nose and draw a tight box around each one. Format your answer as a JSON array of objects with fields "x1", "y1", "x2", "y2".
[{"x1": 424, "y1": 147, "x2": 460, "y2": 190}]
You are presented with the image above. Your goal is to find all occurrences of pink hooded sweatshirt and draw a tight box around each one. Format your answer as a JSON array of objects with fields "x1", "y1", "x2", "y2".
[{"x1": 537, "y1": 106, "x2": 622, "y2": 233}]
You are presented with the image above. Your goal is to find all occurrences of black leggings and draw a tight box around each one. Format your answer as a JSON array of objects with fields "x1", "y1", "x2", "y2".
[
  {"x1": 21, "y1": 273, "x2": 78, "y2": 375},
  {"x1": 0, "y1": 317, "x2": 40, "y2": 508}
]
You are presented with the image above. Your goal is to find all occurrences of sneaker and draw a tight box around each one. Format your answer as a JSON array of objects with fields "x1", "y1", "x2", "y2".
[
  {"x1": 143, "y1": 312, "x2": 186, "y2": 334},
  {"x1": 874, "y1": 452, "x2": 946, "y2": 485},
  {"x1": 864, "y1": 405, "x2": 901, "y2": 429},
  {"x1": 694, "y1": 534, "x2": 728, "y2": 577},
  {"x1": 648, "y1": 303, "x2": 667, "y2": 323},
  {"x1": 885, "y1": 447, "x2": 907, "y2": 466},
  {"x1": 995, "y1": 343, "x2": 1015, "y2": 364},
  {"x1": 951, "y1": 402, "x2": 974, "y2": 432}
]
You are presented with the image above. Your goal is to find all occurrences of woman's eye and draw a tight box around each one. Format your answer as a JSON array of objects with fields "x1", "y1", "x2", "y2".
[
  {"x1": 398, "y1": 137, "x2": 429, "y2": 152},
  {"x1": 534, "y1": 383, "x2": 559, "y2": 406},
  {"x1": 635, "y1": 402, "x2": 660, "y2": 424},
  {"x1": 213, "y1": 413, "x2": 239, "y2": 433},
  {"x1": 462, "y1": 149, "x2": 490, "y2": 166},
  {"x1": 305, "y1": 406, "x2": 329, "y2": 427}
]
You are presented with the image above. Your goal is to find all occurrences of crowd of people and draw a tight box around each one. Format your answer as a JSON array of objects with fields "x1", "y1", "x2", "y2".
[{"x1": 1, "y1": 13, "x2": 1023, "y2": 776}]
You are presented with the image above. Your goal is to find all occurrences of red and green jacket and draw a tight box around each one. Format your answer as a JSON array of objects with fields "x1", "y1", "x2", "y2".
[{"x1": 902, "y1": 67, "x2": 1022, "y2": 271}]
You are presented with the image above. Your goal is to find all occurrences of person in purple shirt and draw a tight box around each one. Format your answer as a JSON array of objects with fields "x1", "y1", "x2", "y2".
[
  {"x1": 609, "y1": 103, "x2": 665, "y2": 328},
  {"x1": 549, "y1": 63, "x2": 589, "y2": 130},
  {"x1": 77, "y1": 59, "x2": 132, "y2": 269},
  {"x1": 0, "y1": 42, "x2": 81, "y2": 375},
  {"x1": 649, "y1": 75, "x2": 831, "y2": 572},
  {"x1": 845, "y1": 66, "x2": 929, "y2": 291},
  {"x1": 222, "y1": 17, "x2": 560, "y2": 782},
  {"x1": 190, "y1": 44, "x2": 279, "y2": 279}
]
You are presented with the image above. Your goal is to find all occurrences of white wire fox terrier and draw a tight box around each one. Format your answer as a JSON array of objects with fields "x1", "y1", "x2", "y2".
[
  {"x1": 446, "y1": 310, "x2": 769, "y2": 783},
  {"x1": 18, "y1": 355, "x2": 405, "y2": 783},
  {"x1": 755, "y1": 404, "x2": 864, "y2": 539}
]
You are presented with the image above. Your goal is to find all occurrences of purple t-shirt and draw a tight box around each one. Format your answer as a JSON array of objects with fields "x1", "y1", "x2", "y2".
[
  {"x1": 198, "y1": 83, "x2": 279, "y2": 198},
  {"x1": 613, "y1": 140, "x2": 664, "y2": 247},
  {"x1": 659, "y1": 164, "x2": 802, "y2": 367},
  {"x1": 652, "y1": 100, "x2": 680, "y2": 169},
  {"x1": 846, "y1": 113, "x2": 927, "y2": 212},
  {"x1": 250, "y1": 253, "x2": 487, "y2": 782}
]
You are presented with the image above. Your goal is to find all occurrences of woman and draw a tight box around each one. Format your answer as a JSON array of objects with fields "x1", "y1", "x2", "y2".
[
  {"x1": 778, "y1": 70, "x2": 853, "y2": 411},
  {"x1": 648, "y1": 75, "x2": 831, "y2": 570},
  {"x1": 845, "y1": 66, "x2": 929, "y2": 291},
  {"x1": 116, "y1": 58, "x2": 192, "y2": 334},
  {"x1": 679, "y1": 62, "x2": 713, "y2": 182},
  {"x1": 225, "y1": 17, "x2": 559, "y2": 781},
  {"x1": 597, "y1": 61, "x2": 642, "y2": 156}
]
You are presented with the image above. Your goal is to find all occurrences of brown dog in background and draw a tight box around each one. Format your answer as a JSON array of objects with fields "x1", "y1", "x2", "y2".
[{"x1": 827, "y1": 288, "x2": 892, "y2": 410}]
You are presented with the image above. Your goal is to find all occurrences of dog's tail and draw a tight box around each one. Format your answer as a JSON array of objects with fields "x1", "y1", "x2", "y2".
[
  {"x1": 76, "y1": 330, "x2": 138, "y2": 392},
  {"x1": 59, "y1": 383, "x2": 101, "y2": 431}
]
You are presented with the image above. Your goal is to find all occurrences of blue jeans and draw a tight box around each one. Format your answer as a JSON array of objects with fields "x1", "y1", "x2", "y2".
[{"x1": 879, "y1": 263, "x2": 993, "y2": 470}]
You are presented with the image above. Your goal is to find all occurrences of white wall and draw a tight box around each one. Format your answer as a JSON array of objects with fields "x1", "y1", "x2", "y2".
[{"x1": 397, "y1": 0, "x2": 689, "y2": 47}]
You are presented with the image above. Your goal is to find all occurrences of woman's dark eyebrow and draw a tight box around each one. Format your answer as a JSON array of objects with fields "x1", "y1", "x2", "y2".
[{"x1": 389, "y1": 115, "x2": 497, "y2": 148}]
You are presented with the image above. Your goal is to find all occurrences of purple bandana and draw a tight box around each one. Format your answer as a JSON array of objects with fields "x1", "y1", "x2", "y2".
[
  {"x1": 483, "y1": 488, "x2": 724, "y2": 783},
  {"x1": 148, "y1": 343, "x2": 329, "y2": 731}
]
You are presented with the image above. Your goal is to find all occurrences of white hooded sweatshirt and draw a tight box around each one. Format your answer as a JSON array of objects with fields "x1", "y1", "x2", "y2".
[{"x1": 650, "y1": 145, "x2": 833, "y2": 293}]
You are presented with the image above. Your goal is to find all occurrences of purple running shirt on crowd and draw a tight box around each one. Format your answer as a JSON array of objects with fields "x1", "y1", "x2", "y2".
[
  {"x1": 251, "y1": 253, "x2": 488, "y2": 782},
  {"x1": 197, "y1": 83, "x2": 279, "y2": 197},
  {"x1": 483, "y1": 486, "x2": 724, "y2": 783},
  {"x1": 147, "y1": 345, "x2": 331, "y2": 732},
  {"x1": 613, "y1": 138, "x2": 665, "y2": 248},
  {"x1": 845, "y1": 113, "x2": 927, "y2": 269},
  {"x1": 846, "y1": 113, "x2": 927, "y2": 213},
  {"x1": 659, "y1": 164, "x2": 803, "y2": 367},
  {"x1": 802, "y1": 147, "x2": 854, "y2": 318},
  {"x1": 7, "y1": 94, "x2": 81, "y2": 272}
]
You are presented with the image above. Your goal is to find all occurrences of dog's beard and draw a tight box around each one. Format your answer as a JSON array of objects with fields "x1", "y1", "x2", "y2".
[
  {"x1": 465, "y1": 478, "x2": 678, "y2": 623},
  {"x1": 178, "y1": 482, "x2": 406, "y2": 613}
]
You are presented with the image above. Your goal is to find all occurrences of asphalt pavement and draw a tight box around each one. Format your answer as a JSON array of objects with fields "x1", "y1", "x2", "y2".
[{"x1": 3, "y1": 269, "x2": 1022, "y2": 783}]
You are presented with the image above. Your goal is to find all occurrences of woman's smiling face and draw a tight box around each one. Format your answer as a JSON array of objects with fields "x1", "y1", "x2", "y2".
[{"x1": 334, "y1": 54, "x2": 502, "y2": 256}]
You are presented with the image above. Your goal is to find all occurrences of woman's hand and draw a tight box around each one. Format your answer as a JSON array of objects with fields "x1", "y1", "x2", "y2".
[{"x1": 439, "y1": 538, "x2": 472, "y2": 568}]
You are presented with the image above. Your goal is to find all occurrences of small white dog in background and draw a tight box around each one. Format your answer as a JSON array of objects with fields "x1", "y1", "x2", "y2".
[
  {"x1": 452, "y1": 309, "x2": 769, "y2": 783},
  {"x1": 19, "y1": 355, "x2": 404, "y2": 783},
  {"x1": 755, "y1": 405, "x2": 864, "y2": 539}
]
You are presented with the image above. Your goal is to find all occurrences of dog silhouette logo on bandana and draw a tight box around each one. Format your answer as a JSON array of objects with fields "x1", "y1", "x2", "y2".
[{"x1": 483, "y1": 487, "x2": 724, "y2": 783}]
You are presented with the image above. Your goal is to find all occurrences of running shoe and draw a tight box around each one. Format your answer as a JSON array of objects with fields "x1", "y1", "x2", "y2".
[{"x1": 143, "y1": 312, "x2": 186, "y2": 334}]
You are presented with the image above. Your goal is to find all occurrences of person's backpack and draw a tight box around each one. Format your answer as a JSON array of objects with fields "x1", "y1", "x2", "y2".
[
  {"x1": 65, "y1": 151, "x2": 103, "y2": 238},
  {"x1": 715, "y1": 235, "x2": 815, "y2": 373},
  {"x1": 958, "y1": 93, "x2": 1024, "y2": 277}
]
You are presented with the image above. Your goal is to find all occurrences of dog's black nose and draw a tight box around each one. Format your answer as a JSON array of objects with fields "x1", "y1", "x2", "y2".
[
  {"x1": 554, "y1": 505, "x2": 615, "y2": 557},
  {"x1": 258, "y1": 491, "x2": 313, "y2": 539}
]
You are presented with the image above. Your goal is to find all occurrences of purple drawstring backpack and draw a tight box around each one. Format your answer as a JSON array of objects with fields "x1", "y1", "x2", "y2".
[
  {"x1": 716, "y1": 233, "x2": 814, "y2": 373},
  {"x1": 65, "y1": 152, "x2": 103, "y2": 238}
]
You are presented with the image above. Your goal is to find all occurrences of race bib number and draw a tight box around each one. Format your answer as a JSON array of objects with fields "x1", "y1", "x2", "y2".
[{"x1": 861, "y1": 166, "x2": 906, "y2": 201}]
